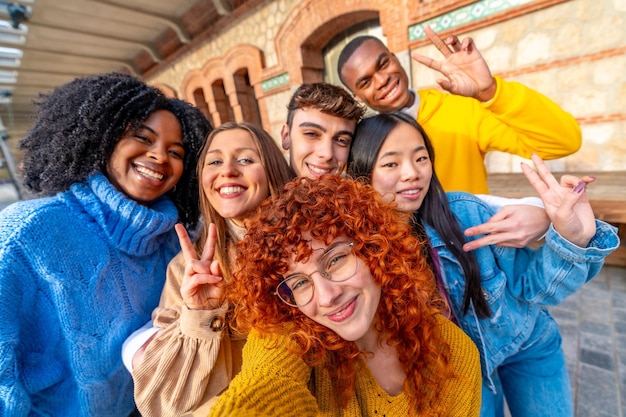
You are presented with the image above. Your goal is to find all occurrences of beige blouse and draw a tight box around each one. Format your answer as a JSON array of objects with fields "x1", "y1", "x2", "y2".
[{"x1": 132, "y1": 250, "x2": 245, "y2": 417}]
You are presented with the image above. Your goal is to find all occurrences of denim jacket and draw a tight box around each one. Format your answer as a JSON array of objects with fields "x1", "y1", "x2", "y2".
[{"x1": 424, "y1": 192, "x2": 620, "y2": 391}]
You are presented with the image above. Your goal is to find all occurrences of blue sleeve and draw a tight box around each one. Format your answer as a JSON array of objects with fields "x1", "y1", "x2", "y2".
[
  {"x1": 0, "y1": 206, "x2": 33, "y2": 416},
  {"x1": 505, "y1": 220, "x2": 619, "y2": 305},
  {"x1": 447, "y1": 194, "x2": 620, "y2": 306}
]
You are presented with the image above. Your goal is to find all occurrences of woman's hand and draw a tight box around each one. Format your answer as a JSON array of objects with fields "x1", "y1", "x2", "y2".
[
  {"x1": 176, "y1": 223, "x2": 224, "y2": 310},
  {"x1": 521, "y1": 154, "x2": 596, "y2": 247}
]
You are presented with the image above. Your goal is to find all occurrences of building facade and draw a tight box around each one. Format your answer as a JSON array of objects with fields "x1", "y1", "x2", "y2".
[{"x1": 146, "y1": 0, "x2": 626, "y2": 174}]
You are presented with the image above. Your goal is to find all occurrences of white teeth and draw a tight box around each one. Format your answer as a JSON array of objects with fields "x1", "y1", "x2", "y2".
[
  {"x1": 330, "y1": 305, "x2": 348, "y2": 318},
  {"x1": 400, "y1": 189, "x2": 419, "y2": 195},
  {"x1": 309, "y1": 165, "x2": 332, "y2": 174},
  {"x1": 219, "y1": 186, "x2": 245, "y2": 195},
  {"x1": 329, "y1": 299, "x2": 356, "y2": 319},
  {"x1": 381, "y1": 84, "x2": 397, "y2": 101},
  {"x1": 136, "y1": 166, "x2": 164, "y2": 181}
]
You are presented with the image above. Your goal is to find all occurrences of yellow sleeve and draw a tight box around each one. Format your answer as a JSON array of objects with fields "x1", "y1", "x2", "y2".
[
  {"x1": 417, "y1": 78, "x2": 581, "y2": 194},
  {"x1": 484, "y1": 75, "x2": 582, "y2": 159},
  {"x1": 208, "y1": 329, "x2": 319, "y2": 417},
  {"x1": 437, "y1": 316, "x2": 483, "y2": 416}
]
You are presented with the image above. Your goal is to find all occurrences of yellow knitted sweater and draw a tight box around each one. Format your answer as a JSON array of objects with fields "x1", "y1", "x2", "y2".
[{"x1": 208, "y1": 316, "x2": 481, "y2": 416}]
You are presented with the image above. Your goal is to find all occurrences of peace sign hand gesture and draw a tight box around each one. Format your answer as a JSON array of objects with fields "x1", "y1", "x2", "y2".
[
  {"x1": 521, "y1": 155, "x2": 597, "y2": 248},
  {"x1": 175, "y1": 223, "x2": 224, "y2": 310},
  {"x1": 411, "y1": 26, "x2": 497, "y2": 102}
]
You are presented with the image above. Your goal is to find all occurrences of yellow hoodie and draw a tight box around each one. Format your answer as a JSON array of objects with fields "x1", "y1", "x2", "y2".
[{"x1": 415, "y1": 76, "x2": 581, "y2": 193}]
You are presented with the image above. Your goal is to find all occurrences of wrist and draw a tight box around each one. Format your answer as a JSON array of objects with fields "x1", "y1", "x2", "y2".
[
  {"x1": 181, "y1": 304, "x2": 228, "y2": 338},
  {"x1": 475, "y1": 78, "x2": 497, "y2": 103}
]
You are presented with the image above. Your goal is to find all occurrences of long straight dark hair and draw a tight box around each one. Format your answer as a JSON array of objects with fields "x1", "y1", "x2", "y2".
[{"x1": 347, "y1": 112, "x2": 491, "y2": 318}]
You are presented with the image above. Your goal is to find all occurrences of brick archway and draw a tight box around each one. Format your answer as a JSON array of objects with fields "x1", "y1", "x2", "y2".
[
  {"x1": 179, "y1": 45, "x2": 266, "y2": 127},
  {"x1": 180, "y1": 69, "x2": 209, "y2": 105},
  {"x1": 180, "y1": 69, "x2": 212, "y2": 122},
  {"x1": 272, "y1": 0, "x2": 403, "y2": 85}
]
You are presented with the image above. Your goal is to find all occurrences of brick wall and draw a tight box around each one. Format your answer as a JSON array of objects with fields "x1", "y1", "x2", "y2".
[{"x1": 147, "y1": 0, "x2": 626, "y2": 173}]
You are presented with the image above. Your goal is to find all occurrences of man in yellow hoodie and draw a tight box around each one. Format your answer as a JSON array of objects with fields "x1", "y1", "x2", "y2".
[{"x1": 338, "y1": 26, "x2": 581, "y2": 194}]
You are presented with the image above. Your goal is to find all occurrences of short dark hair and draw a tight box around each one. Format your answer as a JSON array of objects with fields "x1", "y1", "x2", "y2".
[
  {"x1": 285, "y1": 82, "x2": 365, "y2": 128},
  {"x1": 337, "y1": 35, "x2": 386, "y2": 87},
  {"x1": 18, "y1": 72, "x2": 212, "y2": 229}
]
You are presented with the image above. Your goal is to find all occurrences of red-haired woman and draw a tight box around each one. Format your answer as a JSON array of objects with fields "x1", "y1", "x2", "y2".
[{"x1": 209, "y1": 175, "x2": 482, "y2": 417}]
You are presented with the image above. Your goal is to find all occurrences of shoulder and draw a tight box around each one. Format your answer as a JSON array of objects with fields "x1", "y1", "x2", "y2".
[
  {"x1": 0, "y1": 196, "x2": 70, "y2": 238},
  {"x1": 437, "y1": 315, "x2": 477, "y2": 355},
  {"x1": 417, "y1": 88, "x2": 480, "y2": 118},
  {"x1": 240, "y1": 328, "x2": 312, "y2": 383},
  {"x1": 446, "y1": 192, "x2": 495, "y2": 220},
  {"x1": 436, "y1": 315, "x2": 481, "y2": 382},
  {"x1": 435, "y1": 315, "x2": 482, "y2": 415},
  {"x1": 442, "y1": 193, "x2": 497, "y2": 237},
  {"x1": 244, "y1": 329, "x2": 305, "y2": 368},
  {"x1": 0, "y1": 197, "x2": 81, "y2": 283},
  {"x1": 208, "y1": 328, "x2": 317, "y2": 417}
]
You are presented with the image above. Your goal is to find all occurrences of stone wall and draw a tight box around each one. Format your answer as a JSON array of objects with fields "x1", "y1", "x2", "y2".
[
  {"x1": 147, "y1": 0, "x2": 626, "y2": 174},
  {"x1": 409, "y1": 0, "x2": 626, "y2": 172}
]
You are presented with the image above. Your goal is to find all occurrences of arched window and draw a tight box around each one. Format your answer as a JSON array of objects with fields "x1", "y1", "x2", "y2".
[
  {"x1": 322, "y1": 19, "x2": 385, "y2": 87},
  {"x1": 211, "y1": 79, "x2": 234, "y2": 126},
  {"x1": 192, "y1": 87, "x2": 210, "y2": 121},
  {"x1": 233, "y1": 68, "x2": 261, "y2": 126}
]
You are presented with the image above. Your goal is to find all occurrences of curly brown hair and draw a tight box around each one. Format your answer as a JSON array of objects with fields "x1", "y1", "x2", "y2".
[{"x1": 226, "y1": 175, "x2": 454, "y2": 415}]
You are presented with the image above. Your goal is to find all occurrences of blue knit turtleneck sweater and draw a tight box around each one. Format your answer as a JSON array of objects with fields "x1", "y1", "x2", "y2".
[{"x1": 0, "y1": 174, "x2": 181, "y2": 416}]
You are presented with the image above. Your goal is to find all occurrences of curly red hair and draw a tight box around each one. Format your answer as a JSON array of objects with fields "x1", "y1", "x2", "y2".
[{"x1": 227, "y1": 175, "x2": 453, "y2": 414}]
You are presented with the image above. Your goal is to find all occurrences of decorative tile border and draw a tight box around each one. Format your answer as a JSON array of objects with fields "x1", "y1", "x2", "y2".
[
  {"x1": 409, "y1": 0, "x2": 534, "y2": 41},
  {"x1": 261, "y1": 72, "x2": 290, "y2": 91}
]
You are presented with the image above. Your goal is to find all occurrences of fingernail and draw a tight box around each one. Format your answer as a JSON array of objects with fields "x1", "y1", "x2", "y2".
[{"x1": 573, "y1": 181, "x2": 586, "y2": 193}]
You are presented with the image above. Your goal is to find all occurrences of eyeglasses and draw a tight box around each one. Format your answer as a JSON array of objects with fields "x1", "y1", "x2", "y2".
[{"x1": 275, "y1": 241, "x2": 357, "y2": 307}]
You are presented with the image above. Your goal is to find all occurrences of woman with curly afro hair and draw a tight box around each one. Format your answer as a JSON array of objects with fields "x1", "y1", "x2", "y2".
[
  {"x1": 0, "y1": 72, "x2": 211, "y2": 416},
  {"x1": 209, "y1": 175, "x2": 482, "y2": 417}
]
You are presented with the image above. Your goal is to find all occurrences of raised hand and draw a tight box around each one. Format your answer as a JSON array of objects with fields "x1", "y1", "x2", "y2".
[
  {"x1": 521, "y1": 155, "x2": 597, "y2": 247},
  {"x1": 176, "y1": 223, "x2": 224, "y2": 310},
  {"x1": 411, "y1": 25, "x2": 496, "y2": 102},
  {"x1": 463, "y1": 204, "x2": 550, "y2": 251}
]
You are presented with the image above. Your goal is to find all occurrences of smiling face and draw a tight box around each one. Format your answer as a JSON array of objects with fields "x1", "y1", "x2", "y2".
[
  {"x1": 201, "y1": 128, "x2": 269, "y2": 225},
  {"x1": 341, "y1": 39, "x2": 412, "y2": 113},
  {"x1": 281, "y1": 107, "x2": 356, "y2": 179},
  {"x1": 371, "y1": 121, "x2": 432, "y2": 213},
  {"x1": 106, "y1": 110, "x2": 184, "y2": 204},
  {"x1": 289, "y1": 237, "x2": 381, "y2": 348}
]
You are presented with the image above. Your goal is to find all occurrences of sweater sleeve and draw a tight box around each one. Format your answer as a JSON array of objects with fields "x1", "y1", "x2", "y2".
[
  {"x1": 0, "y1": 218, "x2": 32, "y2": 417},
  {"x1": 483, "y1": 76, "x2": 582, "y2": 159},
  {"x1": 132, "y1": 252, "x2": 244, "y2": 417},
  {"x1": 208, "y1": 329, "x2": 318, "y2": 417},
  {"x1": 437, "y1": 316, "x2": 482, "y2": 416}
]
